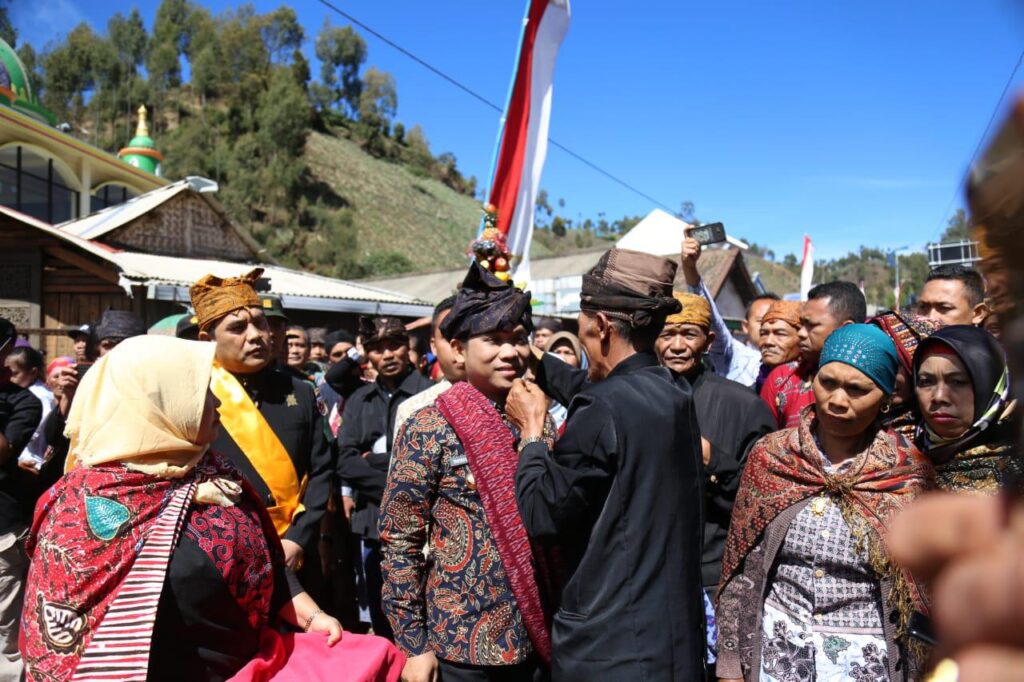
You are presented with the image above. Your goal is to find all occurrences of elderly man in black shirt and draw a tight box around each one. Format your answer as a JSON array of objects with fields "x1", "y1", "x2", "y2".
[
  {"x1": 508, "y1": 248, "x2": 707, "y2": 681},
  {"x1": 0, "y1": 319, "x2": 41, "y2": 680},
  {"x1": 336, "y1": 316, "x2": 433, "y2": 639},
  {"x1": 655, "y1": 292, "x2": 775, "y2": 595}
]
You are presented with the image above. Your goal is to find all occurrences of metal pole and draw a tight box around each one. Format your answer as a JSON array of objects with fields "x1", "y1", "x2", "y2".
[
  {"x1": 894, "y1": 253, "x2": 900, "y2": 309},
  {"x1": 478, "y1": 0, "x2": 534, "y2": 237}
]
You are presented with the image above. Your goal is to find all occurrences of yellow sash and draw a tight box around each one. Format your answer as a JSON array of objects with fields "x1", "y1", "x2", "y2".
[{"x1": 210, "y1": 364, "x2": 306, "y2": 537}]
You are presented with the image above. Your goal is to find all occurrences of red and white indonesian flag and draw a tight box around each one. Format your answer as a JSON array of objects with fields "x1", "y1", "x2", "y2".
[
  {"x1": 487, "y1": 0, "x2": 571, "y2": 284},
  {"x1": 800, "y1": 235, "x2": 815, "y2": 300}
]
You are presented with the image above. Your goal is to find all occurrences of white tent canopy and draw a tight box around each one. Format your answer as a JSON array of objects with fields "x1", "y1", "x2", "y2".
[{"x1": 615, "y1": 208, "x2": 748, "y2": 255}]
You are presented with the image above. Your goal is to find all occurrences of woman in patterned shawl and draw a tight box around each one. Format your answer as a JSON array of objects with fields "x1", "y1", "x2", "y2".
[
  {"x1": 913, "y1": 325, "x2": 1021, "y2": 493},
  {"x1": 869, "y1": 310, "x2": 945, "y2": 439},
  {"x1": 20, "y1": 335, "x2": 402, "y2": 682},
  {"x1": 716, "y1": 325, "x2": 933, "y2": 682}
]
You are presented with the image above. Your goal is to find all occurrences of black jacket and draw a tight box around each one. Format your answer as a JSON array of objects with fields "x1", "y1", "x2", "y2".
[
  {"x1": 211, "y1": 366, "x2": 333, "y2": 553},
  {"x1": 336, "y1": 369, "x2": 434, "y2": 539},
  {"x1": 688, "y1": 367, "x2": 775, "y2": 590},
  {"x1": 516, "y1": 353, "x2": 706, "y2": 681},
  {"x1": 0, "y1": 382, "x2": 42, "y2": 532}
]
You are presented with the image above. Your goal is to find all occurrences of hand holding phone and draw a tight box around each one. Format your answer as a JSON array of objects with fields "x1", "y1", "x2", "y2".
[{"x1": 688, "y1": 222, "x2": 727, "y2": 247}]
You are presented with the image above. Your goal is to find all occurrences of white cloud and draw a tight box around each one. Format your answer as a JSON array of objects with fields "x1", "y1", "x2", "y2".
[{"x1": 11, "y1": 0, "x2": 85, "y2": 49}]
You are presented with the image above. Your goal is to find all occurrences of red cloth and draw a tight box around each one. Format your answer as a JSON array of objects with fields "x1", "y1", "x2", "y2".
[
  {"x1": 759, "y1": 360, "x2": 815, "y2": 429},
  {"x1": 230, "y1": 630, "x2": 404, "y2": 682},
  {"x1": 436, "y1": 382, "x2": 554, "y2": 665},
  {"x1": 21, "y1": 462, "x2": 178, "y2": 680}
]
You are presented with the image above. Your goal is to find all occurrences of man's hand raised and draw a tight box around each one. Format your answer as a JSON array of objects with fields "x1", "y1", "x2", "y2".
[{"x1": 681, "y1": 234, "x2": 702, "y2": 288}]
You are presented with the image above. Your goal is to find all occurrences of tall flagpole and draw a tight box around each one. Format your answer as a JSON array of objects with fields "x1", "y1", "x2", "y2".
[{"x1": 478, "y1": 0, "x2": 534, "y2": 238}]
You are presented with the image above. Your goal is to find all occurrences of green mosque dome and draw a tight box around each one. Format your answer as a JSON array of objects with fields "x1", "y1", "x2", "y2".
[
  {"x1": 118, "y1": 105, "x2": 164, "y2": 175},
  {"x1": 0, "y1": 38, "x2": 57, "y2": 126}
]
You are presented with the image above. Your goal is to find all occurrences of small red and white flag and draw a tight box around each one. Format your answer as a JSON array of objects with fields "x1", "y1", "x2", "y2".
[
  {"x1": 800, "y1": 235, "x2": 815, "y2": 300},
  {"x1": 486, "y1": 0, "x2": 571, "y2": 284}
]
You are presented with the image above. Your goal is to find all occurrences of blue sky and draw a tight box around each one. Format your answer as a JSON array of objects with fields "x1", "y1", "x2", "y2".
[{"x1": 12, "y1": 0, "x2": 1024, "y2": 260}]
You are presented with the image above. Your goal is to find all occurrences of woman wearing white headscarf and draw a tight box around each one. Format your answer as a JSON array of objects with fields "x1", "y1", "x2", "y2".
[{"x1": 21, "y1": 336, "x2": 402, "y2": 682}]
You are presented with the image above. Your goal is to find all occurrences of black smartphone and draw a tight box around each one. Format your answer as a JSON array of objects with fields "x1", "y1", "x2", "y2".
[
  {"x1": 76, "y1": 363, "x2": 93, "y2": 379},
  {"x1": 689, "y1": 222, "x2": 727, "y2": 246},
  {"x1": 907, "y1": 611, "x2": 937, "y2": 647}
]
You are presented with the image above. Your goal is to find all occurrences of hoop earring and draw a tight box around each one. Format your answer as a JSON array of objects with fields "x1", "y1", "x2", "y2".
[{"x1": 880, "y1": 401, "x2": 892, "y2": 415}]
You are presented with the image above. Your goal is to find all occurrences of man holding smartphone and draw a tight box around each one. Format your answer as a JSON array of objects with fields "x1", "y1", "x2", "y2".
[{"x1": 680, "y1": 230, "x2": 763, "y2": 387}]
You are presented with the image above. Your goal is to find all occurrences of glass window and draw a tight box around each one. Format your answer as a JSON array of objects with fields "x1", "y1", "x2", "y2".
[
  {"x1": 90, "y1": 183, "x2": 135, "y2": 213},
  {"x1": 0, "y1": 146, "x2": 17, "y2": 169},
  {"x1": 0, "y1": 146, "x2": 80, "y2": 223},
  {"x1": 52, "y1": 183, "x2": 76, "y2": 224},
  {"x1": 20, "y1": 169, "x2": 48, "y2": 222},
  {"x1": 0, "y1": 164, "x2": 15, "y2": 209}
]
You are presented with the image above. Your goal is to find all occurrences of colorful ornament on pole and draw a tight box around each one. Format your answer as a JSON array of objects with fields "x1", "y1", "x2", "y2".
[{"x1": 470, "y1": 204, "x2": 515, "y2": 282}]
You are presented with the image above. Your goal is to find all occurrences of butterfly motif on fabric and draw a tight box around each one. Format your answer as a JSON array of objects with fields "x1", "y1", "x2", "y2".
[{"x1": 37, "y1": 597, "x2": 86, "y2": 652}]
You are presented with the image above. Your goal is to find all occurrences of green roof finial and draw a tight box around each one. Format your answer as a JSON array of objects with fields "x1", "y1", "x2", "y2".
[{"x1": 118, "y1": 104, "x2": 164, "y2": 175}]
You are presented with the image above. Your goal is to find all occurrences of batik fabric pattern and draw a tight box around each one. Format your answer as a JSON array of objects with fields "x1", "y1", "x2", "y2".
[
  {"x1": 379, "y1": 405, "x2": 533, "y2": 666},
  {"x1": 720, "y1": 408, "x2": 933, "y2": 640},
  {"x1": 435, "y1": 382, "x2": 556, "y2": 664},
  {"x1": 934, "y1": 439, "x2": 1023, "y2": 494},
  {"x1": 760, "y1": 361, "x2": 816, "y2": 429},
  {"x1": 21, "y1": 452, "x2": 277, "y2": 681},
  {"x1": 761, "y1": 497, "x2": 889, "y2": 682}
]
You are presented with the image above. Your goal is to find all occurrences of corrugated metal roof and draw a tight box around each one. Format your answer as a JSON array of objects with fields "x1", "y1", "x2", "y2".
[
  {"x1": 55, "y1": 177, "x2": 270, "y2": 262},
  {"x1": 57, "y1": 181, "x2": 192, "y2": 239},
  {"x1": 0, "y1": 204, "x2": 120, "y2": 261},
  {"x1": 111, "y1": 252, "x2": 430, "y2": 307}
]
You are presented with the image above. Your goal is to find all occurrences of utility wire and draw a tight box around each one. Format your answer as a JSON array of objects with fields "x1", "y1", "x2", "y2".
[
  {"x1": 313, "y1": 0, "x2": 677, "y2": 213},
  {"x1": 931, "y1": 47, "x2": 1024, "y2": 243}
]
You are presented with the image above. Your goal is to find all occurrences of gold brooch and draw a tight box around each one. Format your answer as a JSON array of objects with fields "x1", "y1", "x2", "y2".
[
  {"x1": 286, "y1": 393, "x2": 299, "y2": 407},
  {"x1": 810, "y1": 496, "x2": 828, "y2": 517}
]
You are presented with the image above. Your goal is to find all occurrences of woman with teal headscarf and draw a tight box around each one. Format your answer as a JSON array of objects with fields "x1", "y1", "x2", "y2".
[{"x1": 717, "y1": 325, "x2": 933, "y2": 682}]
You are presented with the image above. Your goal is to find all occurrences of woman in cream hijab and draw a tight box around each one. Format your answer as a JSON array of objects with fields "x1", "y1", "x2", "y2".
[{"x1": 20, "y1": 336, "x2": 402, "y2": 682}]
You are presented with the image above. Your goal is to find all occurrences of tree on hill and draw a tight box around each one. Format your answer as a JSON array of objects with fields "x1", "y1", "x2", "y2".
[
  {"x1": 313, "y1": 20, "x2": 366, "y2": 116},
  {"x1": 147, "y1": 0, "x2": 190, "y2": 90},
  {"x1": 356, "y1": 66, "x2": 396, "y2": 152},
  {"x1": 940, "y1": 208, "x2": 970, "y2": 242},
  {"x1": 0, "y1": 0, "x2": 15, "y2": 47}
]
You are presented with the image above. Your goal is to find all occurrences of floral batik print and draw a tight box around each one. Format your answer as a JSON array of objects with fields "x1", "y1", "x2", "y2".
[
  {"x1": 379, "y1": 405, "x2": 532, "y2": 666},
  {"x1": 761, "y1": 604, "x2": 889, "y2": 682}
]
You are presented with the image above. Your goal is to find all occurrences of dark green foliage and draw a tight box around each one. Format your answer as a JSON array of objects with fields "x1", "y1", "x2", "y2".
[
  {"x1": 940, "y1": 208, "x2": 970, "y2": 242},
  {"x1": 0, "y1": 0, "x2": 15, "y2": 47},
  {"x1": 17, "y1": 0, "x2": 556, "y2": 279},
  {"x1": 314, "y1": 20, "x2": 366, "y2": 116}
]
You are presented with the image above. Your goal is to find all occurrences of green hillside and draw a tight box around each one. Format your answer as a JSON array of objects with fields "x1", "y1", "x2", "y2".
[
  {"x1": 745, "y1": 254, "x2": 800, "y2": 296},
  {"x1": 304, "y1": 129, "x2": 563, "y2": 275},
  {"x1": 306, "y1": 130, "x2": 482, "y2": 272}
]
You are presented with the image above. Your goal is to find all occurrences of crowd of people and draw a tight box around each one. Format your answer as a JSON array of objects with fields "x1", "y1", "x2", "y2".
[{"x1": 0, "y1": 232, "x2": 1019, "y2": 682}]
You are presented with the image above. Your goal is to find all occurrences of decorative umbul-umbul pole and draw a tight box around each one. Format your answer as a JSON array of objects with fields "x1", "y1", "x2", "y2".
[
  {"x1": 470, "y1": 204, "x2": 514, "y2": 282},
  {"x1": 476, "y1": 0, "x2": 571, "y2": 288}
]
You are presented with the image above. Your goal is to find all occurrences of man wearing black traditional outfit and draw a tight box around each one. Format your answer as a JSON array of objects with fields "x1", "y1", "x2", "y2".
[
  {"x1": 507, "y1": 248, "x2": 707, "y2": 681},
  {"x1": 336, "y1": 317, "x2": 433, "y2": 639},
  {"x1": 190, "y1": 268, "x2": 333, "y2": 601}
]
